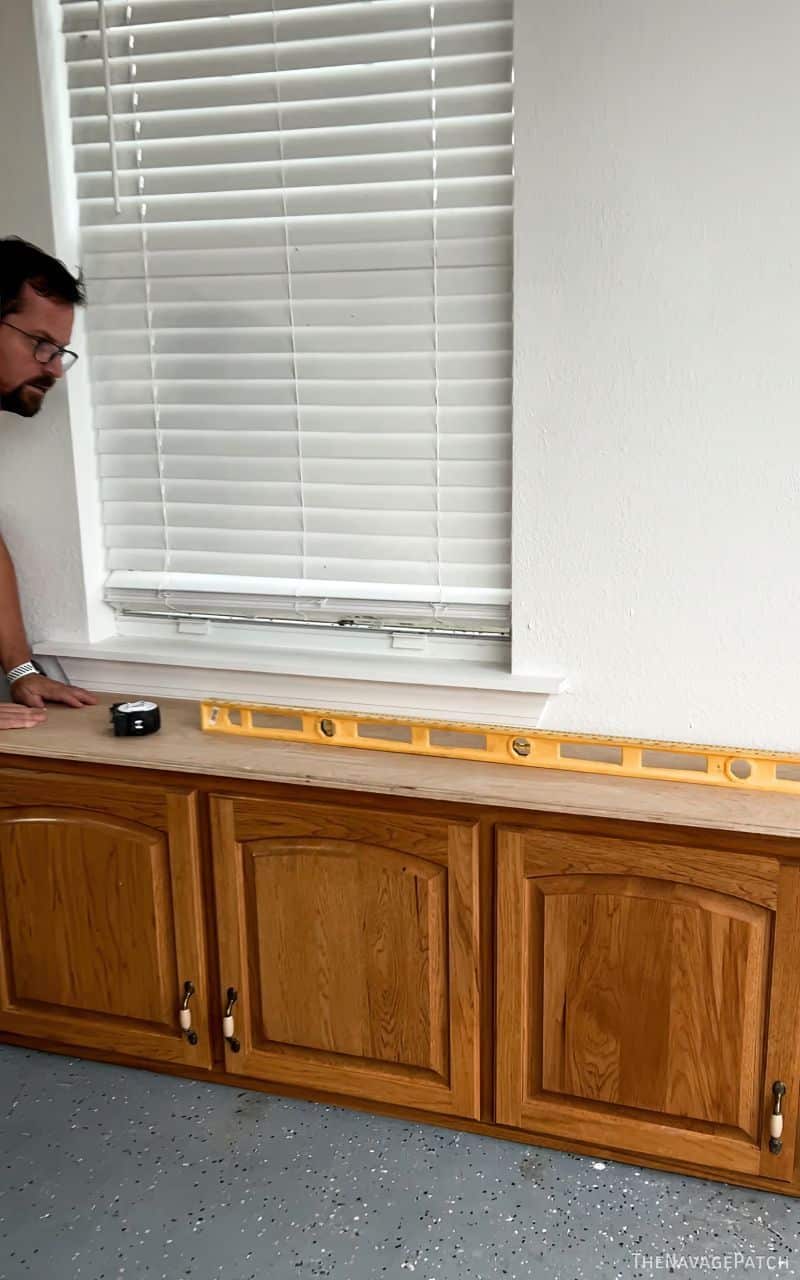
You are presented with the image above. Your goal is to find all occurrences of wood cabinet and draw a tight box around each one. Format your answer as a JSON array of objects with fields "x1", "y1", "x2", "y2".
[
  {"x1": 1, "y1": 752, "x2": 800, "y2": 1196},
  {"x1": 210, "y1": 794, "x2": 481, "y2": 1117},
  {"x1": 0, "y1": 768, "x2": 211, "y2": 1067},
  {"x1": 496, "y1": 823, "x2": 800, "y2": 1183}
]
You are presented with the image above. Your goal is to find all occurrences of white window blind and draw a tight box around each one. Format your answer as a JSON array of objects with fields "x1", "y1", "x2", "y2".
[{"x1": 60, "y1": 0, "x2": 513, "y2": 632}]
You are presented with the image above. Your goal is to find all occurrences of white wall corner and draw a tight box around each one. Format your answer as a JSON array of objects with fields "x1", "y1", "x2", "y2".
[{"x1": 32, "y1": 0, "x2": 114, "y2": 645}]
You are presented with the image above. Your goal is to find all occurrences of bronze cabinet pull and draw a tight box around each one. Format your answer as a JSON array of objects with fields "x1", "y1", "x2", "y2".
[
  {"x1": 769, "y1": 1081, "x2": 787, "y2": 1155},
  {"x1": 223, "y1": 987, "x2": 240, "y2": 1053}
]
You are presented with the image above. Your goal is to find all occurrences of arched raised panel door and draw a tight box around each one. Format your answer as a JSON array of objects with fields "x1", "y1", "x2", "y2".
[
  {"x1": 496, "y1": 825, "x2": 800, "y2": 1182},
  {"x1": 211, "y1": 796, "x2": 480, "y2": 1117},
  {"x1": 0, "y1": 774, "x2": 210, "y2": 1067}
]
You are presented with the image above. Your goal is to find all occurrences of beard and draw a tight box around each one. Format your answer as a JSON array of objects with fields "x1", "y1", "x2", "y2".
[{"x1": 0, "y1": 375, "x2": 55, "y2": 418}]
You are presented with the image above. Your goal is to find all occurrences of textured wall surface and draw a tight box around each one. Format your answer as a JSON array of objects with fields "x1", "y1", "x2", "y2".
[{"x1": 511, "y1": 1, "x2": 800, "y2": 750}]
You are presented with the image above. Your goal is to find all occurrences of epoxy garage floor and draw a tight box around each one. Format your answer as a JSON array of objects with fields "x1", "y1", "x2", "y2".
[{"x1": 1, "y1": 1046, "x2": 799, "y2": 1280}]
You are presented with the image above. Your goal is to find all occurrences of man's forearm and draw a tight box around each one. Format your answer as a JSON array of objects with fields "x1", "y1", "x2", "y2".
[{"x1": 0, "y1": 537, "x2": 32, "y2": 673}]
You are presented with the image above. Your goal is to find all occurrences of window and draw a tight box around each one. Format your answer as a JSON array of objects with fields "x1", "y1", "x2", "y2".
[{"x1": 60, "y1": 0, "x2": 513, "y2": 635}]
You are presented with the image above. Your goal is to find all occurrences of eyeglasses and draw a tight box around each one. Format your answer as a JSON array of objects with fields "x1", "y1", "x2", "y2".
[{"x1": 0, "y1": 320, "x2": 78, "y2": 372}]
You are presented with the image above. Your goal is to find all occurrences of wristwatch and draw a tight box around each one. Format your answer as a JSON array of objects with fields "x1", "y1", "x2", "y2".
[{"x1": 5, "y1": 659, "x2": 46, "y2": 686}]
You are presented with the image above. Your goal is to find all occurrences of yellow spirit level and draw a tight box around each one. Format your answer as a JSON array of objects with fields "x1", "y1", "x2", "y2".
[{"x1": 200, "y1": 700, "x2": 800, "y2": 796}]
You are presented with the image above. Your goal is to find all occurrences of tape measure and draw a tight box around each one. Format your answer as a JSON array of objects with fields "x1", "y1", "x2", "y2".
[{"x1": 110, "y1": 700, "x2": 161, "y2": 737}]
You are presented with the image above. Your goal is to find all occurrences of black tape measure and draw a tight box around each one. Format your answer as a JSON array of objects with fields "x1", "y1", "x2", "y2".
[{"x1": 110, "y1": 700, "x2": 161, "y2": 737}]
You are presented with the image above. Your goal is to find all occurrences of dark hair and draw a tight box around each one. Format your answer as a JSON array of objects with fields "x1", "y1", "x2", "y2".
[{"x1": 0, "y1": 236, "x2": 85, "y2": 317}]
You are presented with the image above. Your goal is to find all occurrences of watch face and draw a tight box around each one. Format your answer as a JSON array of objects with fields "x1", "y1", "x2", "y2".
[{"x1": 117, "y1": 700, "x2": 158, "y2": 713}]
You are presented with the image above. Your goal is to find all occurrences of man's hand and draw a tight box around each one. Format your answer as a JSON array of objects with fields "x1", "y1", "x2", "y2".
[
  {"x1": 11, "y1": 675, "x2": 97, "y2": 710},
  {"x1": 0, "y1": 701, "x2": 47, "y2": 729}
]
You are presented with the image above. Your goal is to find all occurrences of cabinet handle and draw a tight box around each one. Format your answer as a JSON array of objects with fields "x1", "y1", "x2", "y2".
[
  {"x1": 223, "y1": 987, "x2": 240, "y2": 1053},
  {"x1": 178, "y1": 980, "x2": 199, "y2": 1046},
  {"x1": 769, "y1": 1081, "x2": 787, "y2": 1155}
]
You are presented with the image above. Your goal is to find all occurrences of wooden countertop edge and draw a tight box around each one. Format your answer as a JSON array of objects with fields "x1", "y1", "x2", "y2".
[{"x1": 0, "y1": 696, "x2": 798, "y2": 839}]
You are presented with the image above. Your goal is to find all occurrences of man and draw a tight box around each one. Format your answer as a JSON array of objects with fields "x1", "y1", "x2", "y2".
[{"x1": 0, "y1": 237, "x2": 96, "y2": 728}]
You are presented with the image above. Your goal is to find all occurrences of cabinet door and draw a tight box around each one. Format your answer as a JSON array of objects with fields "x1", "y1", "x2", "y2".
[
  {"x1": 496, "y1": 824, "x2": 800, "y2": 1182},
  {"x1": 211, "y1": 795, "x2": 480, "y2": 1117},
  {"x1": 0, "y1": 769, "x2": 211, "y2": 1067}
]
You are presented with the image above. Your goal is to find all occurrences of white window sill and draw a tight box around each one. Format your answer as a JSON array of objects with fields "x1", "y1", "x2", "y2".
[{"x1": 35, "y1": 632, "x2": 568, "y2": 727}]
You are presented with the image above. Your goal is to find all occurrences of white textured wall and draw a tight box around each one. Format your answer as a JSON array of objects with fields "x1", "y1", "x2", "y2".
[
  {"x1": 6, "y1": 0, "x2": 800, "y2": 749},
  {"x1": 512, "y1": 1, "x2": 800, "y2": 750},
  {"x1": 0, "y1": 0, "x2": 91, "y2": 649}
]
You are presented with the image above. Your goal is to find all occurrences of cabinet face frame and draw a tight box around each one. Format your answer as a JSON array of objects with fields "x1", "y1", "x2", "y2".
[
  {"x1": 2, "y1": 751, "x2": 800, "y2": 1196},
  {"x1": 210, "y1": 794, "x2": 481, "y2": 1118},
  {"x1": 495, "y1": 824, "x2": 800, "y2": 1183},
  {"x1": 0, "y1": 770, "x2": 212, "y2": 1068}
]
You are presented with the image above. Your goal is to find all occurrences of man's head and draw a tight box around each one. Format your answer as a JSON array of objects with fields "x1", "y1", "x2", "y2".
[{"x1": 0, "y1": 237, "x2": 85, "y2": 417}]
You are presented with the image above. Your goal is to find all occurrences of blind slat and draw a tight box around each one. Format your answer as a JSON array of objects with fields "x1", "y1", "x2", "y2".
[
  {"x1": 64, "y1": 0, "x2": 510, "y2": 33},
  {"x1": 77, "y1": 147, "x2": 512, "y2": 200},
  {"x1": 87, "y1": 263, "x2": 511, "y2": 301},
  {"x1": 73, "y1": 114, "x2": 512, "y2": 171},
  {"x1": 67, "y1": 19, "x2": 512, "y2": 73},
  {"x1": 66, "y1": 54, "x2": 513, "y2": 116},
  {"x1": 85, "y1": 291, "x2": 512, "y2": 329},
  {"x1": 94, "y1": 403, "x2": 512, "y2": 431},
  {"x1": 71, "y1": 84, "x2": 512, "y2": 140}
]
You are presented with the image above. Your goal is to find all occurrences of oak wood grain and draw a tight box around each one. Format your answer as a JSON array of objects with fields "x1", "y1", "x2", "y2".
[
  {"x1": 230, "y1": 797, "x2": 451, "y2": 863},
  {"x1": 0, "y1": 767, "x2": 168, "y2": 830},
  {"x1": 496, "y1": 826, "x2": 793, "y2": 1180},
  {"x1": 0, "y1": 782, "x2": 211, "y2": 1067},
  {"x1": 0, "y1": 808, "x2": 174, "y2": 1023},
  {"x1": 248, "y1": 838, "x2": 447, "y2": 1072},
  {"x1": 211, "y1": 794, "x2": 480, "y2": 1117},
  {"x1": 760, "y1": 865, "x2": 800, "y2": 1181},
  {"x1": 498, "y1": 824, "x2": 779, "y2": 908},
  {"x1": 536, "y1": 876, "x2": 768, "y2": 1136}
]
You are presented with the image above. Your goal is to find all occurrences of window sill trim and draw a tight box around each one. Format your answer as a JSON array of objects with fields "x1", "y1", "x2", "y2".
[{"x1": 35, "y1": 635, "x2": 568, "y2": 727}]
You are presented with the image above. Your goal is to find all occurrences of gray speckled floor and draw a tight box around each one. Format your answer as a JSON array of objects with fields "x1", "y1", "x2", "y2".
[{"x1": 1, "y1": 1047, "x2": 798, "y2": 1280}]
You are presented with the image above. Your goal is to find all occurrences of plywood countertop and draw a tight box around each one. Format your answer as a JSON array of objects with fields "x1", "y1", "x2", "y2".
[{"x1": 0, "y1": 695, "x2": 798, "y2": 839}]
